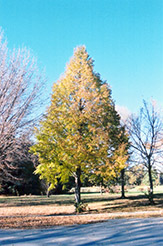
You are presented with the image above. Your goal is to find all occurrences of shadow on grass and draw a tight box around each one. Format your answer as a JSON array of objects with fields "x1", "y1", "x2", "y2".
[
  {"x1": 88, "y1": 193, "x2": 163, "y2": 213},
  {"x1": 0, "y1": 193, "x2": 162, "y2": 209},
  {"x1": 0, "y1": 195, "x2": 75, "y2": 207},
  {"x1": 83, "y1": 193, "x2": 163, "y2": 202},
  {"x1": 0, "y1": 193, "x2": 119, "y2": 207}
]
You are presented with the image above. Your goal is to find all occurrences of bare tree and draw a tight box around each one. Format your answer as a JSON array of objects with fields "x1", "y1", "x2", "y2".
[
  {"x1": 0, "y1": 29, "x2": 46, "y2": 182},
  {"x1": 127, "y1": 100, "x2": 163, "y2": 203}
]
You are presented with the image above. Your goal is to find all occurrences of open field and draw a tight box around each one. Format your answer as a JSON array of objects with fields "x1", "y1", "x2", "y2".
[{"x1": 0, "y1": 186, "x2": 162, "y2": 229}]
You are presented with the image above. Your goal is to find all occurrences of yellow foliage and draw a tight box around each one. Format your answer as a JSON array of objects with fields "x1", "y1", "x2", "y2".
[{"x1": 30, "y1": 46, "x2": 129, "y2": 189}]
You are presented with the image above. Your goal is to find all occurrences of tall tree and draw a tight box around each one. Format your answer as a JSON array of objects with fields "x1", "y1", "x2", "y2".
[
  {"x1": 0, "y1": 29, "x2": 45, "y2": 183},
  {"x1": 127, "y1": 100, "x2": 163, "y2": 204},
  {"x1": 31, "y1": 46, "x2": 128, "y2": 206}
]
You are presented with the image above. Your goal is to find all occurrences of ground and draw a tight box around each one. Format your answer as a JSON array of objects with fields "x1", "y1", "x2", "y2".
[
  {"x1": 0, "y1": 217, "x2": 163, "y2": 245},
  {"x1": 0, "y1": 186, "x2": 163, "y2": 229}
]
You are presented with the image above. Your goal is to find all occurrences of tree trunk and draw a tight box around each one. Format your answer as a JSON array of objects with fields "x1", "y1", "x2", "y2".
[
  {"x1": 148, "y1": 161, "x2": 154, "y2": 204},
  {"x1": 47, "y1": 183, "x2": 51, "y2": 197},
  {"x1": 100, "y1": 183, "x2": 103, "y2": 195},
  {"x1": 74, "y1": 167, "x2": 81, "y2": 204},
  {"x1": 47, "y1": 190, "x2": 50, "y2": 197},
  {"x1": 121, "y1": 169, "x2": 125, "y2": 199}
]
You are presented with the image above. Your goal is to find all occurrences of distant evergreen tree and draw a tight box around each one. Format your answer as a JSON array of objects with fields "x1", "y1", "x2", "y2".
[{"x1": 0, "y1": 139, "x2": 42, "y2": 195}]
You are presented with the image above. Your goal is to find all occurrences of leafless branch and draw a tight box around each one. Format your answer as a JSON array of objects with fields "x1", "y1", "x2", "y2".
[{"x1": 0, "y1": 29, "x2": 46, "y2": 182}]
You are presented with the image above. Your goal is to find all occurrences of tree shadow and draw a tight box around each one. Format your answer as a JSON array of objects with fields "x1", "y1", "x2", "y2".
[
  {"x1": 90, "y1": 193, "x2": 163, "y2": 213},
  {"x1": 0, "y1": 195, "x2": 75, "y2": 207}
]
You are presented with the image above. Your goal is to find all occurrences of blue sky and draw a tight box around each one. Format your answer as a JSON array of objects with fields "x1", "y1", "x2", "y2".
[{"x1": 0, "y1": 0, "x2": 163, "y2": 114}]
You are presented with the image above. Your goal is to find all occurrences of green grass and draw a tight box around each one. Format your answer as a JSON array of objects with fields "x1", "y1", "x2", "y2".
[{"x1": 0, "y1": 185, "x2": 162, "y2": 208}]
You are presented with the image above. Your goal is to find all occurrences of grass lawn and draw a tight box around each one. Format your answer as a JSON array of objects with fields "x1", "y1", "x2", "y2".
[{"x1": 0, "y1": 186, "x2": 162, "y2": 229}]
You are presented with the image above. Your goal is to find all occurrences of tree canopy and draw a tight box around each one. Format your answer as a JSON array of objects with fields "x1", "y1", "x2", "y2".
[{"x1": 31, "y1": 46, "x2": 128, "y2": 205}]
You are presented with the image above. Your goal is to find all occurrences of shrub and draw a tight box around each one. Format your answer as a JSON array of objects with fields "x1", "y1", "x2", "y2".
[{"x1": 74, "y1": 202, "x2": 88, "y2": 213}]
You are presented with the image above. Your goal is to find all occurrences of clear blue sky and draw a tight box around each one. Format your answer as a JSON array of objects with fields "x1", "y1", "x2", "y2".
[{"x1": 0, "y1": 0, "x2": 162, "y2": 114}]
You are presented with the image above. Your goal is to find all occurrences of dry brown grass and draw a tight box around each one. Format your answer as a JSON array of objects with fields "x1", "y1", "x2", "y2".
[{"x1": 0, "y1": 192, "x2": 162, "y2": 229}]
